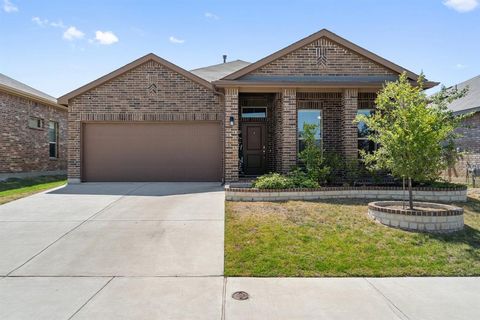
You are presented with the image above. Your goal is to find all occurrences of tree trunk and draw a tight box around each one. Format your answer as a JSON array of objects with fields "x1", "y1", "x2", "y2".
[{"x1": 408, "y1": 177, "x2": 413, "y2": 210}]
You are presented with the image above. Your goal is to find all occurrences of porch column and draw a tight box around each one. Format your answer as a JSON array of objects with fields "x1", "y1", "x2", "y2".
[
  {"x1": 279, "y1": 88, "x2": 297, "y2": 173},
  {"x1": 224, "y1": 88, "x2": 239, "y2": 182},
  {"x1": 342, "y1": 88, "x2": 358, "y2": 160}
]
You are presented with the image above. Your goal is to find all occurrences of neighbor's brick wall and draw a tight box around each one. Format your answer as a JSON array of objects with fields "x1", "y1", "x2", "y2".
[
  {"x1": 0, "y1": 91, "x2": 67, "y2": 174},
  {"x1": 444, "y1": 112, "x2": 480, "y2": 183},
  {"x1": 245, "y1": 37, "x2": 396, "y2": 77},
  {"x1": 68, "y1": 60, "x2": 223, "y2": 181}
]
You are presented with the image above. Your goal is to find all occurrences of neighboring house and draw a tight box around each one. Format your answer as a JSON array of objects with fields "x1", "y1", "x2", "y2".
[
  {"x1": 0, "y1": 73, "x2": 68, "y2": 181},
  {"x1": 58, "y1": 29, "x2": 437, "y2": 183},
  {"x1": 445, "y1": 75, "x2": 480, "y2": 183}
]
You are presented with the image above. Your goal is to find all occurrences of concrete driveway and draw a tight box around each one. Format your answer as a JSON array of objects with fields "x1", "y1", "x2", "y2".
[
  {"x1": 0, "y1": 182, "x2": 225, "y2": 319},
  {"x1": 1, "y1": 183, "x2": 479, "y2": 319}
]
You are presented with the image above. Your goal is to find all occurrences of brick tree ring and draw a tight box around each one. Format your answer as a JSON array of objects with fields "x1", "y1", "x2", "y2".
[{"x1": 367, "y1": 201, "x2": 464, "y2": 233}]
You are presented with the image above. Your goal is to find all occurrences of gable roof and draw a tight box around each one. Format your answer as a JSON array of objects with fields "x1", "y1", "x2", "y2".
[
  {"x1": 58, "y1": 53, "x2": 214, "y2": 105},
  {"x1": 0, "y1": 72, "x2": 63, "y2": 108},
  {"x1": 221, "y1": 29, "x2": 433, "y2": 86},
  {"x1": 190, "y1": 60, "x2": 251, "y2": 82},
  {"x1": 446, "y1": 75, "x2": 480, "y2": 114}
]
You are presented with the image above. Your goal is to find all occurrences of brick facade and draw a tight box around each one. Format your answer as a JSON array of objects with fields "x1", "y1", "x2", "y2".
[
  {"x1": 342, "y1": 88, "x2": 359, "y2": 159},
  {"x1": 445, "y1": 112, "x2": 480, "y2": 183},
  {"x1": 224, "y1": 88, "x2": 239, "y2": 182},
  {"x1": 0, "y1": 91, "x2": 67, "y2": 176},
  {"x1": 278, "y1": 89, "x2": 297, "y2": 173},
  {"x1": 68, "y1": 60, "x2": 223, "y2": 182},
  {"x1": 245, "y1": 37, "x2": 395, "y2": 77}
]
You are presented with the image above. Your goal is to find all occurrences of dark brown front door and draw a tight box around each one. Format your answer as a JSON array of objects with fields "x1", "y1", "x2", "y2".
[{"x1": 242, "y1": 123, "x2": 266, "y2": 175}]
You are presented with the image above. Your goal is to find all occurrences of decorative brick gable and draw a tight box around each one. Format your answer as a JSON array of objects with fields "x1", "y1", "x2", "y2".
[
  {"x1": 68, "y1": 60, "x2": 223, "y2": 181},
  {"x1": 244, "y1": 37, "x2": 396, "y2": 77}
]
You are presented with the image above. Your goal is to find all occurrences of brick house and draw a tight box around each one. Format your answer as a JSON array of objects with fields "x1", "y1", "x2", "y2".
[
  {"x1": 58, "y1": 29, "x2": 437, "y2": 183},
  {"x1": 0, "y1": 73, "x2": 67, "y2": 180},
  {"x1": 445, "y1": 75, "x2": 480, "y2": 182}
]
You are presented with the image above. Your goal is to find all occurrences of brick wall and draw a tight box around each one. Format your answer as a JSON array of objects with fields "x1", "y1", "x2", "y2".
[
  {"x1": 342, "y1": 88, "x2": 359, "y2": 159},
  {"x1": 0, "y1": 91, "x2": 67, "y2": 174},
  {"x1": 445, "y1": 112, "x2": 480, "y2": 183},
  {"x1": 224, "y1": 88, "x2": 239, "y2": 182},
  {"x1": 68, "y1": 60, "x2": 223, "y2": 181},
  {"x1": 246, "y1": 37, "x2": 396, "y2": 77},
  {"x1": 278, "y1": 89, "x2": 297, "y2": 173}
]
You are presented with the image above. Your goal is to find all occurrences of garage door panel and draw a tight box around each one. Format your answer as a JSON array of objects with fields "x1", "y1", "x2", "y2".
[{"x1": 83, "y1": 122, "x2": 222, "y2": 182}]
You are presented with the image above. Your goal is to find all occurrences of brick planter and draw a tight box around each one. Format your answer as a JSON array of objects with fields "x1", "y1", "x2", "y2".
[
  {"x1": 225, "y1": 186, "x2": 467, "y2": 203},
  {"x1": 368, "y1": 201, "x2": 464, "y2": 233}
]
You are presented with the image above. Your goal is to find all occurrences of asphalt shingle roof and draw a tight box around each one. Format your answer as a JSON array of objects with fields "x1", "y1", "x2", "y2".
[
  {"x1": 190, "y1": 60, "x2": 251, "y2": 82},
  {"x1": 446, "y1": 75, "x2": 480, "y2": 114},
  {"x1": 0, "y1": 72, "x2": 57, "y2": 103}
]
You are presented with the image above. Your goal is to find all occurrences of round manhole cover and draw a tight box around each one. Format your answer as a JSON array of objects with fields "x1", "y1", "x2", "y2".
[{"x1": 232, "y1": 291, "x2": 249, "y2": 300}]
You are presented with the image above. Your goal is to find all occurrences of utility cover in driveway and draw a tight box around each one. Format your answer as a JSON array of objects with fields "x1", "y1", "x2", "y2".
[{"x1": 82, "y1": 122, "x2": 222, "y2": 182}]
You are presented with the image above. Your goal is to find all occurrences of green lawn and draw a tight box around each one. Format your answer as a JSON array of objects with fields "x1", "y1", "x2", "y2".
[
  {"x1": 0, "y1": 175, "x2": 67, "y2": 205},
  {"x1": 225, "y1": 193, "x2": 480, "y2": 277}
]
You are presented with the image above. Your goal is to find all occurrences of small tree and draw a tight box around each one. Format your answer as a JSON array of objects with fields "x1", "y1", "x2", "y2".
[
  {"x1": 356, "y1": 73, "x2": 466, "y2": 209},
  {"x1": 298, "y1": 123, "x2": 330, "y2": 184}
]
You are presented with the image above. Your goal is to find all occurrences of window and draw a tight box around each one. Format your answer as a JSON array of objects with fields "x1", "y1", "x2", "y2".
[
  {"x1": 48, "y1": 121, "x2": 58, "y2": 158},
  {"x1": 297, "y1": 109, "x2": 322, "y2": 153},
  {"x1": 357, "y1": 109, "x2": 376, "y2": 155},
  {"x1": 28, "y1": 117, "x2": 44, "y2": 129},
  {"x1": 241, "y1": 107, "x2": 267, "y2": 118}
]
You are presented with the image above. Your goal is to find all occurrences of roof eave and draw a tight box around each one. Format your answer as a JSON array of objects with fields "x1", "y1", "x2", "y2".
[{"x1": 0, "y1": 84, "x2": 66, "y2": 110}]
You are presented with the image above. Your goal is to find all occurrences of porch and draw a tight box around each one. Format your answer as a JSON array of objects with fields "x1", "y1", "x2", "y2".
[{"x1": 224, "y1": 88, "x2": 376, "y2": 182}]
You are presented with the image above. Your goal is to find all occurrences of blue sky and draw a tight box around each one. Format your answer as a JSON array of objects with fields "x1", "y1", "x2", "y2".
[{"x1": 0, "y1": 0, "x2": 479, "y2": 97}]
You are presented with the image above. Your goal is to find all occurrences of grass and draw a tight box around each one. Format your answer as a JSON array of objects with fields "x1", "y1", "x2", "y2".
[
  {"x1": 0, "y1": 175, "x2": 67, "y2": 205},
  {"x1": 225, "y1": 193, "x2": 480, "y2": 277}
]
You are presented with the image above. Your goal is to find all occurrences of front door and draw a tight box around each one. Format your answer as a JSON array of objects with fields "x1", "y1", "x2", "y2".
[{"x1": 242, "y1": 123, "x2": 266, "y2": 175}]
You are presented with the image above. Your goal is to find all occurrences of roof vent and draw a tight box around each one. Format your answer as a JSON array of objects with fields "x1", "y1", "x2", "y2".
[{"x1": 223, "y1": 54, "x2": 227, "y2": 63}]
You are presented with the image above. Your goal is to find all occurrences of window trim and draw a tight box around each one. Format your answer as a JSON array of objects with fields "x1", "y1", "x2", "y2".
[
  {"x1": 48, "y1": 121, "x2": 59, "y2": 159},
  {"x1": 28, "y1": 117, "x2": 44, "y2": 130},
  {"x1": 297, "y1": 108, "x2": 323, "y2": 154},
  {"x1": 241, "y1": 106, "x2": 268, "y2": 118}
]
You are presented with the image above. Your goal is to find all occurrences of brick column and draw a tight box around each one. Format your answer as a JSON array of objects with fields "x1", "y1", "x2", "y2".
[
  {"x1": 279, "y1": 88, "x2": 297, "y2": 173},
  {"x1": 342, "y1": 88, "x2": 358, "y2": 160},
  {"x1": 67, "y1": 113, "x2": 81, "y2": 183},
  {"x1": 224, "y1": 88, "x2": 239, "y2": 182}
]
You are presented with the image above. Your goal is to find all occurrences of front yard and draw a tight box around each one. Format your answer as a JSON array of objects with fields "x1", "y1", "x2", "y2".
[
  {"x1": 225, "y1": 192, "x2": 480, "y2": 277},
  {"x1": 0, "y1": 175, "x2": 67, "y2": 205}
]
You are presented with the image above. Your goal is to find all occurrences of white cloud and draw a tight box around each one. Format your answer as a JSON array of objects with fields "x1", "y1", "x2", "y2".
[
  {"x1": 443, "y1": 0, "x2": 478, "y2": 12},
  {"x1": 32, "y1": 16, "x2": 66, "y2": 28},
  {"x1": 455, "y1": 63, "x2": 468, "y2": 69},
  {"x1": 3, "y1": 0, "x2": 18, "y2": 13},
  {"x1": 169, "y1": 36, "x2": 185, "y2": 44},
  {"x1": 205, "y1": 12, "x2": 219, "y2": 20},
  {"x1": 63, "y1": 26, "x2": 85, "y2": 41},
  {"x1": 94, "y1": 30, "x2": 119, "y2": 45}
]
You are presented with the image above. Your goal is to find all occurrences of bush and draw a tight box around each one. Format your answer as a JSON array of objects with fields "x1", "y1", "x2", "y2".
[
  {"x1": 287, "y1": 168, "x2": 319, "y2": 188},
  {"x1": 253, "y1": 169, "x2": 320, "y2": 189},
  {"x1": 298, "y1": 123, "x2": 330, "y2": 183},
  {"x1": 253, "y1": 173, "x2": 294, "y2": 189}
]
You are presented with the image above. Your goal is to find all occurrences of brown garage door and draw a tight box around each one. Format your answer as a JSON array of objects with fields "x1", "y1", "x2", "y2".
[{"x1": 82, "y1": 122, "x2": 222, "y2": 182}]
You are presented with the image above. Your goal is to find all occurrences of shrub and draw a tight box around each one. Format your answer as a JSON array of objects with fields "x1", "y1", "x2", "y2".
[
  {"x1": 287, "y1": 168, "x2": 320, "y2": 188},
  {"x1": 253, "y1": 173, "x2": 294, "y2": 189},
  {"x1": 298, "y1": 123, "x2": 330, "y2": 183}
]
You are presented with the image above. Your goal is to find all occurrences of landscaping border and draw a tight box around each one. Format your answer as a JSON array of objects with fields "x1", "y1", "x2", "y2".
[
  {"x1": 225, "y1": 185, "x2": 467, "y2": 202},
  {"x1": 368, "y1": 201, "x2": 464, "y2": 233}
]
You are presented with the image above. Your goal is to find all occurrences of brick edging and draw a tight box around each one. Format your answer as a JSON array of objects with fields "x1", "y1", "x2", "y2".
[
  {"x1": 225, "y1": 186, "x2": 467, "y2": 192},
  {"x1": 368, "y1": 201, "x2": 463, "y2": 217}
]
